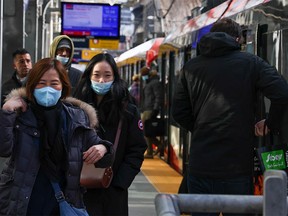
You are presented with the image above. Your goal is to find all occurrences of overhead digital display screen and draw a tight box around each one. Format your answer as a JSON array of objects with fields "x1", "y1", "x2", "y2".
[{"x1": 61, "y1": 2, "x2": 121, "y2": 39}]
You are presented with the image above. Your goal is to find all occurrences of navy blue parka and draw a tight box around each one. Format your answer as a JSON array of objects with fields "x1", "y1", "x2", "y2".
[{"x1": 0, "y1": 88, "x2": 113, "y2": 215}]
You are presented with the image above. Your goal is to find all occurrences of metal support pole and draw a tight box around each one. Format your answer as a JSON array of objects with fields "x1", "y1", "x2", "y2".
[
  {"x1": 155, "y1": 170, "x2": 287, "y2": 216},
  {"x1": 264, "y1": 170, "x2": 287, "y2": 216},
  {"x1": 41, "y1": 0, "x2": 51, "y2": 58},
  {"x1": 155, "y1": 194, "x2": 180, "y2": 216},
  {"x1": 155, "y1": 194, "x2": 263, "y2": 215},
  {"x1": 0, "y1": 0, "x2": 3, "y2": 104}
]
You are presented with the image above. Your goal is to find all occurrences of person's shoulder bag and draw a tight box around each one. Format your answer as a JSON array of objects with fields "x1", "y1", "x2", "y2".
[
  {"x1": 50, "y1": 181, "x2": 89, "y2": 216},
  {"x1": 80, "y1": 119, "x2": 123, "y2": 188},
  {"x1": 144, "y1": 117, "x2": 166, "y2": 137}
]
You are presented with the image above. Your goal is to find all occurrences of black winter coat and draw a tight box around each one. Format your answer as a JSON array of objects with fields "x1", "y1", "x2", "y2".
[
  {"x1": 1, "y1": 72, "x2": 22, "y2": 105},
  {"x1": 0, "y1": 88, "x2": 113, "y2": 215},
  {"x1": 172, "y1": 32, "x2": 288, "y2": 178},
  {"x1": 141, "y1": 75, "x2": 163, "y2": 112},
  {"x1": 84, "y1": 94, "x2": 147, "y2": 215},
  {"x1": 93, "y1": 98, "x2": 147, "y2": 189}
]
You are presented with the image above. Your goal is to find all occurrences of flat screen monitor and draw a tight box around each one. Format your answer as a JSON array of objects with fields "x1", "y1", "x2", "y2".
[{"x1": 61, "y1": 2, "x2": 121, "y2": 39}]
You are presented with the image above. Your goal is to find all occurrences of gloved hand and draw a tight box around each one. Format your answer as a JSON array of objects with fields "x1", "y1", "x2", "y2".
[{"x1": 150, "y1": 109, "x2": 159, "y2": 119}]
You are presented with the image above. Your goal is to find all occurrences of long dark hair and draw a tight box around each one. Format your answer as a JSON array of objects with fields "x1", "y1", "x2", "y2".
[{"x1": 73, "y1": 53, "x2": 133, "y2": 125}]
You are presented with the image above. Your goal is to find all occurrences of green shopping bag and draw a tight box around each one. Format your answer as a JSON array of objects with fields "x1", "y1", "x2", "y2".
[
  {"x1": 257, "y1": 145, "x2": 288, "y2": 171},
  {"x1": 256, "y1": 125, "x2": 288, "y2": 172}
]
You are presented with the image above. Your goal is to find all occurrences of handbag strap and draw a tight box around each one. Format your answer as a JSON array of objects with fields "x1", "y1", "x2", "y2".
[
  {"x1": 50, "y1": 181, "x2": 65, "y2": 203},
  {"x1": 263, "y1": 121, "x2": 273, "y2": 147},
  {"x1": 112, "y1": 101, "x2": 128, "y2": 153},
  {"x1": 112, "y1": 119, "x2": 123, "y2": 163}
]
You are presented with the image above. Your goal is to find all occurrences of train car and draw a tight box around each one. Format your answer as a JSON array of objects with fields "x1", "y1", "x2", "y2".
[{"x1": 117, "y1": 0, "x2": 288, "y2": 176}]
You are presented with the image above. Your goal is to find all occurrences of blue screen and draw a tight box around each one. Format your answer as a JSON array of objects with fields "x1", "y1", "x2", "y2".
[{"x1": 61, "y1": 2, "x2": 120, "y2": 39}]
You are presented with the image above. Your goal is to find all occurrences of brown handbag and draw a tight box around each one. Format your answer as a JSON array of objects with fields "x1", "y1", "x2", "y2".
[{"x1": 80, "y1": 120, "x2": 123, "y2": 188}]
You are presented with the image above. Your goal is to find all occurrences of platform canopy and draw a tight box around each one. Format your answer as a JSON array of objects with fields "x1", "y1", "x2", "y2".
[
  {"x1": 116, "y1": 37, "x2": 164, "y2": 67},
  {"x1": 164, "y1": 0, "x2": 271, "y2": 46}
]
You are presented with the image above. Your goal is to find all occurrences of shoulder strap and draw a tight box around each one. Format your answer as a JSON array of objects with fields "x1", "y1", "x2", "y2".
[
  {"x1": 113, "y1": 119, "x2": 123, "y2": 152},
  {"x1": 50, "y1": 181, "x2": 65, "y2": 203},
  {"x1": 113, "y1": 101, "x2": 128, "y2": 152}
]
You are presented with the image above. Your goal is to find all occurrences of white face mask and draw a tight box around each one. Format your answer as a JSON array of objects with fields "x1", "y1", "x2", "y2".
[{"x1": 56, "y1": 55, "x2": 69, "y2": 65}]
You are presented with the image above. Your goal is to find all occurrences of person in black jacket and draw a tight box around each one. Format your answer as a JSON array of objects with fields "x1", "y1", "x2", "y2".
[
  {"x1": 49, "y1": 35, "x2": 83, "y2": 95},
  {"x1": 74, "y1": 52, "x2": 147, "y2": 216},
  {"x1": 172, "y1": 18, "x2": 288, "y2": 216},
  {"x1": 140, "y1": 66, "x2": 164, "y2": 158},
  {"x1": 1, "y1": 48, "x2": 32, "y2": 105},
  {"x1": 0, "y1": 58, "x2": 113, "y2": 215}
]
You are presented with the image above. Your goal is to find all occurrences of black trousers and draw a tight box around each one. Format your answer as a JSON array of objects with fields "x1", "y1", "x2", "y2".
[{"x1": 84, "y1": 186, "x2": 128, "y2": 216}]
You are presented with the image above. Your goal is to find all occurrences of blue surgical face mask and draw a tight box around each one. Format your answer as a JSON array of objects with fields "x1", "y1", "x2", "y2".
[
  {"x1": 91, "y1": 80, "x2": 113, "y2": 95},
  {"x1": 141, "y1": 75, "x2": 149, "y2": 81},
  {"x1": 33, "y1": 86, "x2": 62, "y2": 107},
  {"x1": 56, "y1": 55, "x2": 69, "y2": 65}
]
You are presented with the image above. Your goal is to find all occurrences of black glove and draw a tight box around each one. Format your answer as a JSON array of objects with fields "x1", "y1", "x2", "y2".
[{"x1": 150, "y1": 109, "x2": 159, "y2": 119}]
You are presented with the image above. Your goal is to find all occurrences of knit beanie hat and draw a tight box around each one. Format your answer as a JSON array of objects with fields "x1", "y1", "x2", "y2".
[{"x1": 57, "y1": 39, "x2": 71, "y2": 49}]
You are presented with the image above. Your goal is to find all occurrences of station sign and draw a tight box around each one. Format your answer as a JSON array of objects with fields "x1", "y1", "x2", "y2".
[
  {"x1": 81, "y1": 49, "x2": 103, "y2": 60},
  {"x1": 89, "y1": 39, "x2": 119, "y2": 50}
]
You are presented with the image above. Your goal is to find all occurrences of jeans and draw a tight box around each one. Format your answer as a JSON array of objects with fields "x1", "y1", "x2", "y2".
[{"x1": 187, "y1": 172, "x2": 254, "y2": 216}]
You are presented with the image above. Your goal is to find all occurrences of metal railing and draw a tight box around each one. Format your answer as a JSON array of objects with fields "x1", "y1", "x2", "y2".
[{"x1": 155, "y1": 170, "x2": 287, "y2": 216}]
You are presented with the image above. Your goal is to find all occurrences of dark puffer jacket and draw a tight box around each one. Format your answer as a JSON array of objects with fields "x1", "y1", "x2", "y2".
[
  {"x1": 172, "y1": 32, "x2": 288, "y2": 178},
  {"x1": 0, "y1": 88, "x2": 112, "y2": 215}
]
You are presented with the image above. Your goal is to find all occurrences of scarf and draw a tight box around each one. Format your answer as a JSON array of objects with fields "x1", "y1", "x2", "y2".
[{"x1": 31, "y1": 100, "x2": 67, "y2": 181}]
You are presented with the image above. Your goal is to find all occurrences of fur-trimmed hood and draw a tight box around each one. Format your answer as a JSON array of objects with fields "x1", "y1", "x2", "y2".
[{"x1": 5, "y1": 87, "x2": 98, "y2": 128}]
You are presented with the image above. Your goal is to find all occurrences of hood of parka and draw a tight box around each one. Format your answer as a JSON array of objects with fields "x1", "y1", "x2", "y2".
[
  {"x1": 49, "y1": 35, "x2": 74, "y2": 69},
  {"x1": 4, "y1": 87, "x2": 98, "y2": 128},
  {"x1": 198, "y1": 32, "x2": 241, "y2": 57}
]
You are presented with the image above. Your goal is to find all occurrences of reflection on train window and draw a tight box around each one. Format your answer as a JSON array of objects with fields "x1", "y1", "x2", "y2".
[{"x1": 265, "y1": 29, "x2": 288, "y2": 80}]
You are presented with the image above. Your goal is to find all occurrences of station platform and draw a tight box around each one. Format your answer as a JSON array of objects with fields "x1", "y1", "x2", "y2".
[{"x1": 128, "y1": 157, "x2": 183, "y2": 216}]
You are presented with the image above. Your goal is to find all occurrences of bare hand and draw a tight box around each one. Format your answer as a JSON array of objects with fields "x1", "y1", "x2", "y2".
[
  {"x1": 255, "y1": 119, "x2": 269, "y2": 136},
  {"x1": 2, "y1": 96, "x2": 27, "y2": 112},
  {"x1": 83, "y1": 144, "x2": 107, "y2": 164}
]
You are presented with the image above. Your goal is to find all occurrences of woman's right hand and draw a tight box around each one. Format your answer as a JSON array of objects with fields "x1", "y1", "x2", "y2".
[{"x1": 2, "y1": 96, "x2": 27, "y2": 112}]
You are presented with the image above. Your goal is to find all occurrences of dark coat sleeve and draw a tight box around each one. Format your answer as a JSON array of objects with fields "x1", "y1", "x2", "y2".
[
  {"x1": 255, "y1": 57, "x2": 288, "y2": 132},
  {"x1": 112, "y1": 104, "x2": 147, "y2": 189},
  {"x1": 82, "y1": 125, "x2": 113, "y2": 168},
  {"x1": 172, "y1": 70, "x2": 195, "y2": 132},
  {"x1": 0, "y1": 110, "x2": 17, "y2": 157}
]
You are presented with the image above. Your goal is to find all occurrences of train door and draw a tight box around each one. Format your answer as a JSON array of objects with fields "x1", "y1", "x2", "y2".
[
  {"x1": 261, "y1": 27, "x2": 288, "y2": 143},
  {"x1": 165, "y1": 50, "x2": 184, "y2": 173},
  {"x1": 161, "y1": 45, "x2": 192, "y2": 174}
]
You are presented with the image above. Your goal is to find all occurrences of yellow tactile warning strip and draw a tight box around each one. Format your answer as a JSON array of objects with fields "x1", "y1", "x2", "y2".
[{"x1": 141, "y1": 157, "x2": 183, "y2": 194}]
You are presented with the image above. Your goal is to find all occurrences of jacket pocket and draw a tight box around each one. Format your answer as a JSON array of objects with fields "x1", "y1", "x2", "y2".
[{"x1": 0, "y1": 173, "x2": 14, "y2": 214}]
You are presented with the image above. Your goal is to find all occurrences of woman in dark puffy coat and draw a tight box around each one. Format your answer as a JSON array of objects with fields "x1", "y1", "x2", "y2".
[
  {"x1": 74, "y1": 53, "x2": 147, "y2": 216},
  {"x1": 0, "y1": 58, "x2": 113, "y2": 215}
]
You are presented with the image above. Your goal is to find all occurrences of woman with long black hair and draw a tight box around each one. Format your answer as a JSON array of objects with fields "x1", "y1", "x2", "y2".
[{"x1": 74, "y1": 53, "x2": 147, "y2": 216}]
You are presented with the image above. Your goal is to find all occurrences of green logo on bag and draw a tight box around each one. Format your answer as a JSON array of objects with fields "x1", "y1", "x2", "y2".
[{"x1": 262, "y1": 150, "x2": 286, "y2": 170}]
